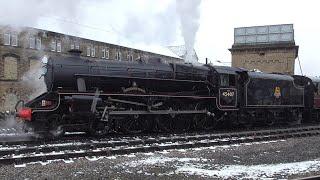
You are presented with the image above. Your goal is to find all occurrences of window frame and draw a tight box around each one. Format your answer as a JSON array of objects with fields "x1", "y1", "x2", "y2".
[
  {"x1": 220, "y1": 74, "x2": 229, "y2": 87},
  {"x1": 117, "y1": 51, "x2": 122, "y2": 61},
  {"x1": 51, "y1": 39, "x2": 57, "y2": 52},
  {"x1": 56, "y1": 41, "x2": 62, "y2": 52},
  {"x1": 29, "y1": 36, "x2": 36, "y2": 49},
  {"x1": 102, "y1": 48, "x2": 106, "y2": 58},
  {"x1": 86, "y1": 46, "x2": 91, "y2": 56},
  {"x1": 70, "y1": 41, "x2": 80, "y2": 50},
  {"x1": 4, "y1": 33, "x2": 10, "y2": 45},
  {"x1": 11, "y1": 33, "x2": 18, "y2": 47},
  {"x1": 91, "y1": 46, "x2": 96, "y2": 57},
  {"x1": 219, "y1": 74, "x2": 236, "y2": 87},
  {"x1": 36, "y1": 37, "x2": 41, "y2": 50},
  {"x1": 105, "y1": 48, "x2": 109, "y2": 59}
]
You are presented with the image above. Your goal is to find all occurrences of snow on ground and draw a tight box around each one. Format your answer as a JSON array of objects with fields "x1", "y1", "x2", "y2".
[
  {"x1": 9, "y1": 138, "x2": 320, "y2": 179},
  {"x1": 176, "y1": 160, "x2": 320, "y2": 179},
  {"x1": 122, "y1": 154, "x2": 320, "y2": 179}
]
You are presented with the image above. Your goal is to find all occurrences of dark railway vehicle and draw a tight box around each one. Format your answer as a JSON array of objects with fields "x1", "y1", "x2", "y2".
[
  {"x1": 15, "y1": 50, "x2": 319, "y2": 137},
  {"x1": 310, "y1": 77, "x2": 320, "y2": 119},
  {"x1": 243, "y1": 73, "x2": 314, "y2": 125}
]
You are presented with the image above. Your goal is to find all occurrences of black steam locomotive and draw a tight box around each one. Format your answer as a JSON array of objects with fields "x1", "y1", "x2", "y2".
[{"x1": 16, "y1": 50, "x2": 320, "y2": 137}]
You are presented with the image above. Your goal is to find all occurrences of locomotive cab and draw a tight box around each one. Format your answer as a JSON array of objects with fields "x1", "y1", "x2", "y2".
[{"x1": 212, "y1": 66, "x2": 243, "y2": 109}]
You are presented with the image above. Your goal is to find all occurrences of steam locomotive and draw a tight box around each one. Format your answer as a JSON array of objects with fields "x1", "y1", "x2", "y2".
[{"x1": 16, "y1": 50, "x2": 320, "y2": 137}]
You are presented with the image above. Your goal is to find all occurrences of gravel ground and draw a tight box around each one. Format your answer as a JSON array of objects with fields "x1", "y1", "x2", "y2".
[{"x1": 1, "y1": 136, "x2": 320, "y2": 179}]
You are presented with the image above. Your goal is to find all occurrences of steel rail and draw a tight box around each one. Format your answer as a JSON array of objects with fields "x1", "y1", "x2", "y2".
[{"x1": 0, "y1": 125, "x2": 320, "y2": 165}]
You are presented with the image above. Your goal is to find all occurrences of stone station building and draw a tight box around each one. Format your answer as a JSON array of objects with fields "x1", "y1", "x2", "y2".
[{"x1": 0, "y1": 26, "x2": 182, "y2": 112}]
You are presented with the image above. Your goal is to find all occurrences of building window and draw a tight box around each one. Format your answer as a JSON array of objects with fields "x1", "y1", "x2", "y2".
[
  {"x1": 105, "y1": 49, "x2": 109, "y2": 59},
  {"x1": 36, "y1": 38, "x2": 41, "y2": 50},
  {"x1": 51, "y1": 40, "x2": 56, "y2": 51},
  {"x1": 29, "y1": 37, "x2": 36, "y2": 49},
  {"x1": 101, "y1": 48, "x2": 109, "y2": 59},
  {"x1": 116, "y1": 51, "x2": 121, "y2": 61},
  {"x1": 87, "y1": 46, "x2": 91, "y2": 56},
  {"x1": 3, "y1": 56, "x2": 18, "y2": 80},
  {"x1": 57, "y1": 41, "x2": 62, "y2": 52},
  {"x1": 91, "y1": 47, "x2": 96, "y2": 57},
  {"x1": 70, "y1": 41, "x2": 80, "y2": 50},
  {"x1": 11, "y1": 33, "x2": 18, "y2": 46},
  {"x1": 102, "y1": 48, "x2": 106, "y2": 58},
  {"x1": 127, "y1": 53, "x2": 133, "y2": 61},
  {"x1": 4, "y1": 33, "x2": 10, "y2": 45},
  {"x1": 3, "y1": 32, "x2": 18, "y2": 46}
]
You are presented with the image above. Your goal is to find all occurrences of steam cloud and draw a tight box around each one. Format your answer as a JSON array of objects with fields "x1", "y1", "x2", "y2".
[
  {"x1": 122, "y1": 1, "x2": 179, "y2": 45},
  {"x1": 21, "y1": 60, "x2": 47, "y2": 101},
  {"x1": 0, "y1": 60, "x2": 46, "y2": 131},
  {"x1": 176, "y1": 0, "x2": 202, "y2": 63},
  {"x1": 0, "y1": 0, "x2": 83, "y2": 32}
]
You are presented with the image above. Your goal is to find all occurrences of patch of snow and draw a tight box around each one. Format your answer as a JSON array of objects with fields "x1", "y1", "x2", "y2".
[
  {"x1": 85, "y1": 156, "x2": 104, "y2": 161},
  {"x1": 125, "y1": 156, "x2": 203, "y2": 168},
  {"x1": 106, "y1": 156, "x2": 117, "y2": 160},
  {"x1": 14, "y1": 164, "x2": 26, "y2": 168},
  {"x1": 177, "y1": 149, "x2": 187, "y2": 152},
  {"x1": 63, "y1": 159, "x2": 74, "y2": 163},
  {"x1": 64, "y1": 132, "x2": 86, "y2": 135},
  {"x1": 159, "y1": 150, "x2": 170, "y2": 154},
  {"x1": 124, "y1": 154, "x2": 136, "y2": 158},
  {"x1": 176, "y1": 159, "x2": 320, "y2": 179}
]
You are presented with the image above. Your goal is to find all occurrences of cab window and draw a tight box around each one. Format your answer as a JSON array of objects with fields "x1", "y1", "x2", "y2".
[{"x1": 220, "y1": 74, "x2": 236, "y2": 87}]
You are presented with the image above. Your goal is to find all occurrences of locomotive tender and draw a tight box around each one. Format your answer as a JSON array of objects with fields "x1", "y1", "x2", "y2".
[{"x1": 16, "y1": 50, "x2": 320, "y2": 137}]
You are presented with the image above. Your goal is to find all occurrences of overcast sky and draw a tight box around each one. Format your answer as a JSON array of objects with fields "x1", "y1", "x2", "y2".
[{"x1": 1, "y1": 0, "x2": 320, "y2": 76}]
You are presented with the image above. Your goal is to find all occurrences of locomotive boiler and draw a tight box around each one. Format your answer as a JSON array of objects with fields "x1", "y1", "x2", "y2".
[{"x1": 15, "y1": 50, "x2": 319, "y2": 137}]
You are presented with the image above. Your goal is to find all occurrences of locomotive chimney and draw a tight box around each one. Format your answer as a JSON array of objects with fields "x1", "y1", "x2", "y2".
[
  {"x1": 205, "y1": 58, "x2": 208, "y2": 64},
  {"x1": 68, "y1": 49, "x2": 82, "y2": 56}
]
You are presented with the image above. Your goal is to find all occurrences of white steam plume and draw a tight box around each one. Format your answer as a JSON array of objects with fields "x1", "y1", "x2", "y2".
[
  {"x1": 21, "y1": 59, "x2": 47, "y2": 101},
  {"x1": 0, "y1": 0, "x2": 83, "y2": 32},
  {"x1": 122, "y1": 1, "x2": 179, "y2": 45},
  {"x1": 0, "y1": 59, "x2": 47, "y2": 131},
  {"x1": 176, "y1": 0, "x2": 202, "y2": 63}
]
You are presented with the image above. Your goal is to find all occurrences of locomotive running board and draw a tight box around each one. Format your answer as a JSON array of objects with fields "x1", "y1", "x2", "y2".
[{"x1": 108, "y1": 109, "x2": 209, "y2": 115}]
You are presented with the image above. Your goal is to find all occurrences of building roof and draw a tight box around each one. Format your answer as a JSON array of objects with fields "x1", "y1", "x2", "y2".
[
  {"x1": 167, "y1": 45, "x2": 199, "y2": 62},
  {"x1": 31, "y1": 24, "x2": 182, "y2": 59}
]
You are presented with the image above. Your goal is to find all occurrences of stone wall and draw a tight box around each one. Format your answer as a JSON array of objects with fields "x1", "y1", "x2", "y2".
[{"x1": 230, "y1": 44, "x2": 299, "y2": 75}]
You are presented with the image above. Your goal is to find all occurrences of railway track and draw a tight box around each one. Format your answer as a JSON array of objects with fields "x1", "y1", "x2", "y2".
[
  {"x1": 0, "y1": 128, "x2": 21, "y2": 134},
  {"x1": 1, "y1": 125, "x2": 320, "y2": 165}
]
